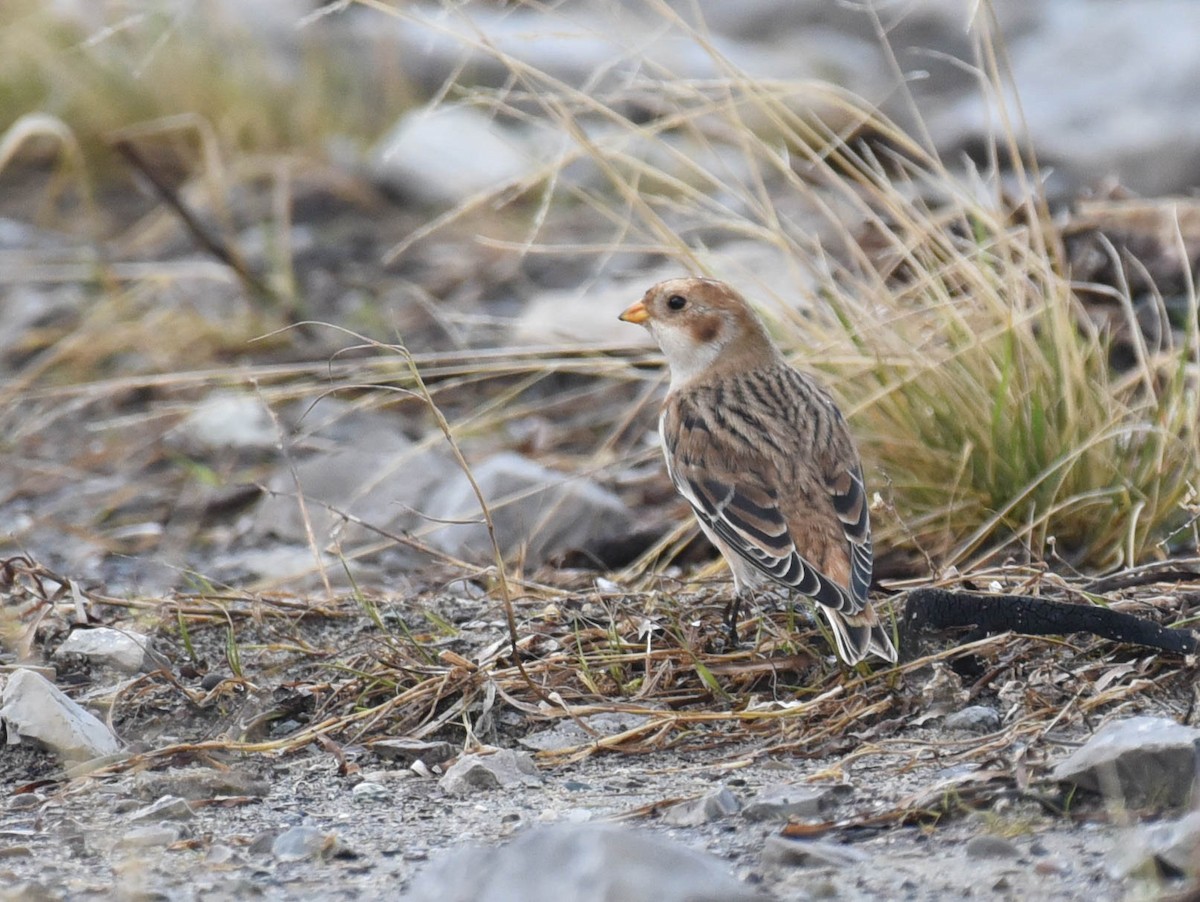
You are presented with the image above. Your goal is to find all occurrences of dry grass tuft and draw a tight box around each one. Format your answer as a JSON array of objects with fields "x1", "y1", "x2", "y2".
[{"x1": 382, "y1": 1, "x2": 1200, "y2": 576}]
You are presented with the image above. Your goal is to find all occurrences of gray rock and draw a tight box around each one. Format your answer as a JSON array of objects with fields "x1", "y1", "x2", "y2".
[
  {"x1": 132, "y1": 766, "x2": 270, "y2": 800},
  {"x1": 205, "y1": 843, "x2": 241, "y2": 866},
  {"x1": 966, "y1": 835, "x2": 1022, "y2": 860},
  {"x1": 127, "y1": 795, "x2": 196, "y2": 823},
  {"x1": 54, "y1": 627, "x2": 151, "y2": 674},
  {"x1": 0, "y1": 284, "x2": 86, "y2": 362},
  {"x1": 251, "y1": 432, "x2": 453, "y2": 553},
  {"x1": 351, "y1": 781, "x2": 390, "y2": 803},
  {"x1": 661, "y1": 786, "x2": 741, "y2": 826},
  {"x1": 271, "y1": 825, "x2": 334, "y2": 862},
  {"x1": 423, "y1": 452, "x2": 635, "y2": 564},
  {"x1": 127, "y1": 796, "x2": 195, "y2": 825},
  {"x1": 519, "y1": 712, "x2": 651, "y2": 753},
  {"x1": 1050, "y1": 716, "x2": 1200, "y2": 809},
  {"x1": 116, "y1": 824, "x2": 184, "y2": 849},
  {"x1": 371, "y1": 738, "x2": 456, "y2": 765},
  {"x1": 929, "y1": 1, "x2": 1200, "y2": 196},
  {"x1": 402, "y1": 822, "x2": 763, "y2": 902},
  {"x1": 0, "y1": 669, "x2": 121, "y2": 763},
  {"x1": 1113, "y1": 810, "x2": 1200, "y2": 878},
  {"x1": 742, "y1": 783, "x2": 851, "y2": 822},
  {"x1": 371, "y1": 104, "x2": 543, "y2": 207},
  {"x1": 943, "y1": 705, "x2": 1003, "y2": 734},
  {"x1": 761, "y1": 836, "x2": 870, "y2": 869},
  {"x1": 439, "y1": 748, "x2": 542, "y2": 795},
  {"x1": 211, "y1": 544, "x2": 337, "y2": 585}
]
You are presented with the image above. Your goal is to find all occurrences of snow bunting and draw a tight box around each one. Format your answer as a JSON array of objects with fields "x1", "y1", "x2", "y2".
[{"x1": 619, "y1": 277, "x2": 897, "y2": 664}]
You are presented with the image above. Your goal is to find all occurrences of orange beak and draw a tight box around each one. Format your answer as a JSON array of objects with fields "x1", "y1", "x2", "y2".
[{"x1": 619, "y1": 300, "x2": 649, "y2": 325}]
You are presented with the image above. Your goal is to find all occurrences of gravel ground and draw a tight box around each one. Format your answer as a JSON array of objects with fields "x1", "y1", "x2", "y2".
[{"x1": 2, "y1": 584, "x2": 1195, "y2": 902}]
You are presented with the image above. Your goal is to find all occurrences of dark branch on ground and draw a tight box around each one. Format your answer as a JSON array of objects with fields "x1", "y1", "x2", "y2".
[{"x1": 899, "y1": 587, "x2": 1200, "y2": 660}]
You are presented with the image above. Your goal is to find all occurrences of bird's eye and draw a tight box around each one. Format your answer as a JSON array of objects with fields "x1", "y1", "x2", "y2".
[{"x1": 667, "y1": 294, "x2": 687, "y2": 310}]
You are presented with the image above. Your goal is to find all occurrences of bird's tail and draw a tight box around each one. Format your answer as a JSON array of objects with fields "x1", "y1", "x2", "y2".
[{"x1": 823, "y1": 606, "x2": 897, "y2": 665}]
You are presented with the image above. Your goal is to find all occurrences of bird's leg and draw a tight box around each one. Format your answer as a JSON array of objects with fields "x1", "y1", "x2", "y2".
[{"x1": 723, "y1": 593, "x2": 743, "y2": 645}]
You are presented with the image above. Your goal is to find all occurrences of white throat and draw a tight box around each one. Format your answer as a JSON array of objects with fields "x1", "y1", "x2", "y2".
[{"x1": 650, "y1": 321, "x2": 725, "y2": 391}]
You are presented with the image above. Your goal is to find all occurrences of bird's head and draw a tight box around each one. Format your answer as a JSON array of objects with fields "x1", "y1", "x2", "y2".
[{"x1": 619, "y1": 277, "x2": 779, "y2": 390}]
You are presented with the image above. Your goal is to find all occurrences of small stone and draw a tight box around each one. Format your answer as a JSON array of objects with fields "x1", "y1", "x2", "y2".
[
  {"x1": 520, "y1": 712, "x2": 651, "y2": 752},
  {"x1": 370, "y1": 103, "x2": 542, "y2": 206},
  {"x1": 7, "y1": 794, "x2": 43, "y2": 811},
  {"x1": 1050, "y1": 716, "x2": 1200, "y2": 809},
  {"x1": 661, "y1": 786, "x2": 741, "y2": 826},
  {"x1": 199, "y1": 673, "x2": 225, "y2": 691},
  {"x1": 127, "y1": 796, "x2": 195, "y2": 822},
  {"x1": 169, "y1": 391, "x2": 276, "y2": 452},
  {"x1": 742, "y1": 784, "x2": 851, "y2": 822},
  {"x1": 271, "y1": 825, "x2": 333, "y2": 862},
  {"x1": 919, "y1": 663, "x2": 969, "y2": 713},
  {"x1": 761, "y1": 836, "x2": 869, "y2": 869},
  {"x1": 247, "y1": 830, "x2": 279, "y2": 856},
  {"x1": 205, "y1": 844, "x2": 240, "y2": 866},
  {"x1": 943, "y1": 706, "x2": 1003, "y2": 734},
  {"x1": 352, "y1": 781, "x2": 390, "y2": 803},
  {"x1": 133, "y1": 766, "x2": 270, "y2": 801},
  {"x1": 54, "y1": 627, "x2": 151, "y2": 673},
  {"x1": 965, "y1": 835, "x2": 1021, "y2": 859},
  {"x1": 438, "y1": 748, "x2": 542, "y2": 795},
  {"x1": 0, "y1": 668, "x2": 121, "y2": 762},
  {"x1": 117, "y1": 824, "x2": 183, "y2": 849},
  {"x1": 371, "y1": 738, "x2": 456, "y2": 766}
]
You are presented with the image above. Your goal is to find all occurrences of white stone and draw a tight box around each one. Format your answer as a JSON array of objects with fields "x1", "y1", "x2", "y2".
[
  {"x1": 170, "y1": 391, "x2": 276, "y2": 452},
  {"x1": 0, "y1": 669, "x2": 121, "y2": 762},
  {"x1": 371, "y1": 104, "x2": 541, "y2": 206},
  {"x1": 55, "y1": 627, "x2": 150, "y2": 673}
]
